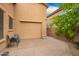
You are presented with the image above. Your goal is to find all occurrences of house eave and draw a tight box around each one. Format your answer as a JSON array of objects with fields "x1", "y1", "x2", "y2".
[
  {"x1": 41, "y1": 3, "x2": 48, "y2": 8},
  {"x1": 47, "y1": 9, "x2": 62, "y2": 18}
]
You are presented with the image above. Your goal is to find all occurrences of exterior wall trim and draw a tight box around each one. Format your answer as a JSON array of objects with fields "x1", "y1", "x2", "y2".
[
  {"x1": 20, "y1": 20, "x2": 42, "y2": 23},
  {"x1": 0, "y1": 4, "x2": 14, "y2": 18},
  {"x1": 41, "y1": 3, "x2": 48, "y2": 8},
  {"x1": 0, "y1": 39, "x2": 5, "y2": 44}
]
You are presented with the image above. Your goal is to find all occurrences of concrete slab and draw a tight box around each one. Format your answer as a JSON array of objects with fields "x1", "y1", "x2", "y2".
[{"x1": 0, "y1": 37, "x2": 71, "y2": 56}]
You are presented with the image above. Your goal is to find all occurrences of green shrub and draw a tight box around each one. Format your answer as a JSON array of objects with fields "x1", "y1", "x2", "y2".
[{"x1": 50, "y1": 3, "x2": 79, "y2": 41}]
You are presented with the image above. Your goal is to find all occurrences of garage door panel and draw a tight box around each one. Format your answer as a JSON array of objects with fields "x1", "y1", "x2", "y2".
[{"x1": 20, "y1": 22, "x2": 41, "y2": 39}]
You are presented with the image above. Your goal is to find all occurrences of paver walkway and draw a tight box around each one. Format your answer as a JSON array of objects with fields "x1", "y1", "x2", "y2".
[{"x1": 0, "y1": 37, "x2": 71, "y2": 56}]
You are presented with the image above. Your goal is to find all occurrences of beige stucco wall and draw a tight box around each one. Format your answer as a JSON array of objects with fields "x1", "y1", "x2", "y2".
[
  {"x1": 0, "y1": 4, "x2": 14, "y2": 51},
  {"x1": 14, "y1": 3, "x2": 47, "y2": 39},
  {"x1": 0, "y1": 3, "x2": 15, "y2": 38},
  {"x1": 0, "y1": 3, "x2": 14, "y2": 17},
  {"x1": 0, "y1": 3, "x2": 47, "y2": 51}
]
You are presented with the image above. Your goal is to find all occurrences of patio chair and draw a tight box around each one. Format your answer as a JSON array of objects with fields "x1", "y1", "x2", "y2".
[
  {"x1": 6, "y1": 35, "x2": 10, "y2": 48},
  {"x1": 10, "y1": 34, "x2": 20, "y2": 47},
  {"x1": 6, "y1": 34, "x2": 20, "y2": 47}
]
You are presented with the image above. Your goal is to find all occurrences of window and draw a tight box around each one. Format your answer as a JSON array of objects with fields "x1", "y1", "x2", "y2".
[
  {"x1": 9, "y1": 16, "x2": 13, "y2": 29},
  {"x1": 0, "y1": 9, "x2": 4, "y2": 39}
]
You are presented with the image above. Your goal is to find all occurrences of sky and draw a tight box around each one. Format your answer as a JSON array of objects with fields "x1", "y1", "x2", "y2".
[{"x1": 47, "y1": 3, "x2": 60, "y2": 15}]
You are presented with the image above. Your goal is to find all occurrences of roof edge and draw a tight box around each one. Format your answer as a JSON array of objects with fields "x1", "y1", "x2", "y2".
[
  {"x1": 47, "y1": 9, "x2": 61, "y2": 18},
  {"x1": 41, "y1": 3, "x2": 48, "y2": 8}
]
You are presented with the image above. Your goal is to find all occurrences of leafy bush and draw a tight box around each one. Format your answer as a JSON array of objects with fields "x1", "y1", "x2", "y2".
[{"x1": 50, "y1": 3, "x2": 79, "y2": 41}]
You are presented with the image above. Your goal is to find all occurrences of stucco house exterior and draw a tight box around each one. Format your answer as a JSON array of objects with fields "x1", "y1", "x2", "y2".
[
  {"x1": 47, "y1": 9, "x2": 63, "y2": 37},
  {"x1": 0, "y1": 3, "x2": 47, "y2": 51}
]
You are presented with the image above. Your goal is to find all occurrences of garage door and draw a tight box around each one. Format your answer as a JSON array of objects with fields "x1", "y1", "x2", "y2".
[{"x1": 19, "y1": 22, "x2": 42, "y2": 39}]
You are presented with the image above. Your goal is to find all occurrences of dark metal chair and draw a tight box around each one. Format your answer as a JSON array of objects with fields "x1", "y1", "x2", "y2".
[
  {"x1": 6, "y1": 34, "x2": 20, "y2": 47},
  {"x1": 6, "y1": 35, "x2": 10, "y2": 48},
  {"x1": 10, "y1": 34, "x2": 20, "y2": 46}
]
